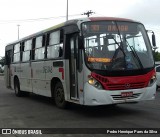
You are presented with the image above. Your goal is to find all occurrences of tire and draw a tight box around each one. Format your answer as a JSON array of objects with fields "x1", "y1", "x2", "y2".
[
  {"x1": 54, "y1": 82, "x2": 67, "y2": 108},
  {"x1": 14, "y1": 79, "x2": 22, "y2": 97}
]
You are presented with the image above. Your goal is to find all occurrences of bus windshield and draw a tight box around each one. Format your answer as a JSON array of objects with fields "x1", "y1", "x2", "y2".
[{"x1": 82, "y1": 21, "x2": 154, "y2": 71}]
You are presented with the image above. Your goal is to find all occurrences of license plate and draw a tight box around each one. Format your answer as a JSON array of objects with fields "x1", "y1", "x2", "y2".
[{"x1": 121, "y1": 92, "x2": 133, "y2": 97}]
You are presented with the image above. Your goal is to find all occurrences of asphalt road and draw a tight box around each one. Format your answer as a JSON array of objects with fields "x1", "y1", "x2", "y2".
[{"x1": 0, "y1": 76, "x2": 160, "y2": 137}]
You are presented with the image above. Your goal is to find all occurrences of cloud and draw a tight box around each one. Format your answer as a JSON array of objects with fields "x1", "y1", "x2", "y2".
[{"x1": 119, "y1": 0, "x2": 160, "y2": 26}]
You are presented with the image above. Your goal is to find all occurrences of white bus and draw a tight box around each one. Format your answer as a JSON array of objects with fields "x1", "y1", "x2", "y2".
[{"x1": 4, "y1": 17, "x2": 157, "y2": 108}]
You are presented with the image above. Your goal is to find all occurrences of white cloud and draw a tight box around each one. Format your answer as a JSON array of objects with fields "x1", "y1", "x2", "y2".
[{"x1": 118, "y1": 0, "x2": 160, "y2": 25}]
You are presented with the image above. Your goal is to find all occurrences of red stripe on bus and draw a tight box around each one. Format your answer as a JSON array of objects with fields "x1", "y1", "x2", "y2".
[
  {"x1": 91, "y1": 69, "x2": 156, "y2": 90},
  {"x1": 89, "y1": 17, "x2": 135, "y2": 22},
  {"x1": 59, "y1": 68, "x2": 64, "y2": 80}
]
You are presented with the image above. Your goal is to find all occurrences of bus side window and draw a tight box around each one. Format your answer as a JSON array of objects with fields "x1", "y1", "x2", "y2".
[
  {"x1": 22, "y1": 39, "x2": 32, "y2": 62},
  {"x1": 47, "y1": 30, "x2": 63, "y2": 59},
  {"x1": 5, "y1": 50, "x2": 12, "y2": 65},
  {"x1": 34, "y1": 35, "x2": 45, "y2": 60},
  {"x1": 13, "y1": 43, "x2": 21, "y2": 62}
]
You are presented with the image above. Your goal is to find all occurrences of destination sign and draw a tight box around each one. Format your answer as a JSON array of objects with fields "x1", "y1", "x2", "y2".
[
  {"x1": 88, "y1": 57, "x2": 111, "y2": 63},
  {"x1": 90, "y1": 25, "x2": 129, "y2": 32},
  {"x1": 82, "y1": 22, "x2": 138, "y2": 34}
]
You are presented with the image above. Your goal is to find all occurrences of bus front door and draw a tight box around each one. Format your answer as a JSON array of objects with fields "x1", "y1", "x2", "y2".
[{"x1": 69, "y1": 36, "x2": 79, "y2": 100}]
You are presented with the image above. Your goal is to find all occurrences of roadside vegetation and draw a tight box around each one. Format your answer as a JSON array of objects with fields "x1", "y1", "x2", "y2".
[{"x1": 0, "y1": 57, "x2": 4, "y2": 73}]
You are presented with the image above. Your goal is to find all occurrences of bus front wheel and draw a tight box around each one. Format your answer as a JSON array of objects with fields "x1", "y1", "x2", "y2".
[{"x1": 54, "y1": 82, "x2": 67, "y2": 108}]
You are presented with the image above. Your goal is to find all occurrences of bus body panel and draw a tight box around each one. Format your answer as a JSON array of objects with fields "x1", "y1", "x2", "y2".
[
  {"x1": 10, "y1": 63, "x2": 21, "y2": 89},
  {"x1": 20, "y1": 62, "x2": 32, "y2": 92},
  {"x1": 83, "y1": 82, "x2": 156, "y2": 106},
  {"x1": 32, "y1": 61, "x2": 50, "y2": 96},
  {"x1": 44, "y1": 60, "x2": 66, "y2": 98}
]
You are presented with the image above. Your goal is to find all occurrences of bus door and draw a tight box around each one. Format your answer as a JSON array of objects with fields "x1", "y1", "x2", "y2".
[
  {"x1": 69, "y1": 35, "x2": 79, "y2": 100},
  {"x1": 5, "y1": 50, "x2": 12, "y2": 88}
]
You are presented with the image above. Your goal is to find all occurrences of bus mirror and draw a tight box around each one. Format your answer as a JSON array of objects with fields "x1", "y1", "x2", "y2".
[
  {"x1": 78, "y1": 36, "x2": 84, "y2": 49},
  {"x1": 147, "y1": 30, "x2": 156, "y2": 47},
  {"x1": 152, "y1": 33, "x2": 156, "y2": 47}
]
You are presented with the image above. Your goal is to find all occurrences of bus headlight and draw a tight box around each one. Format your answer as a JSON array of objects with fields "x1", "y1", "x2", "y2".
[
  {"x1": 88, "y1": 77, "x2": 103, "y2": 89},
  {"x1": 148, "y1": 75, "x2": 156, "y2": 87}
]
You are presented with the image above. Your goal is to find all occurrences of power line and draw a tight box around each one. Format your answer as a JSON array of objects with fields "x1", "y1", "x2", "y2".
[{"x1": 0, "y1": 14, "x2": 81, "y2": 24}]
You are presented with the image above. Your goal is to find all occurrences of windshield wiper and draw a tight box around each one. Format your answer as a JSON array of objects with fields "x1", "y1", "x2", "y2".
[
  {"x1": 111, "y1": 37, "x2": 126, "y2": 59},
  {"x1": 110, "y1": 21, "x2": 127, "y2": 69},
  {"x1": 124, "y1": 37, "x2": 143, "y2": 69}
]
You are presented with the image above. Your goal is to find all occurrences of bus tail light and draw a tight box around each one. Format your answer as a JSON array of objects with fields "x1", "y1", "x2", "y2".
[{"x1": 88, "y1": 77, "x2": 103, "y2": 89}]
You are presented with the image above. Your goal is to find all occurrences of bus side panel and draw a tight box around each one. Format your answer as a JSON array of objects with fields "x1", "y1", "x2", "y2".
[
  {"x1": 20, "y1": 62, "x2": 32, "y2": 92},
  {"x1": 31, "y1": 61, "x2": 48, "y2": 96},
  {"x1": 44, "y1": 60, "x2": 66, "y2": 98},
  {"x1": 10, "y1": 63, "x2": 21, "y2": 89}
]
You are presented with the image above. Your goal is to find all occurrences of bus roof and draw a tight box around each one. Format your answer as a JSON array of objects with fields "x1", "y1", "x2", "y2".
[
  {"x1": 6, "y1": 17, "x2": 140, "y2": 47},
  {"x1": 89, "y1": 17, "x2": 138, "y2": 22}
]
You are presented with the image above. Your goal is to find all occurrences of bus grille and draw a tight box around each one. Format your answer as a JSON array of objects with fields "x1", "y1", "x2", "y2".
[
  {"x1": 111, "y1": 93, "x2": 141, "y2": 100},
  {"x1": 91, "y1": 72, "x2": 150, "y2": 91},
  {"x1": 107, "y1": 82, "x2": 146, "y2": 90}
]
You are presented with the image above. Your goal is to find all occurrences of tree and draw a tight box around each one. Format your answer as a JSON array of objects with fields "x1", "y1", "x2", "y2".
[
  {"x1": 0, "y1": 56, "x2": 5, "y2": 67},
  {"x1": 153, "y1": 50, "x2": 160, "y2": 61}
]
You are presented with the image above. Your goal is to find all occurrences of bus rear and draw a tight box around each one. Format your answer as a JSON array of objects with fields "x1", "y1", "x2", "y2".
[{"x1": 80, "y1": 17, "x2": 156, "y2": 105}]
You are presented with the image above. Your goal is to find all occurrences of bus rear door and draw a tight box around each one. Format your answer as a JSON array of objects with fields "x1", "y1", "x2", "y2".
[{"x1": 4, "y1": 49, "x2": 12, "y2": 88}]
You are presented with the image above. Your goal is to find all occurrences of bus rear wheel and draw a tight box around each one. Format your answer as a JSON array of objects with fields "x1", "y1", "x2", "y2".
[
  {"x1": 54, "y1": 82, "x2": 67, "y2": 108},
  {"x1": 14, "y1": 79, "x2": 22, "y2": 97}
]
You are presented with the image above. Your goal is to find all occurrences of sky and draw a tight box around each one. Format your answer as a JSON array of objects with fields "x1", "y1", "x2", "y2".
[{"x1": 0, "y1": 0, "x2": 160, "y2": 57}]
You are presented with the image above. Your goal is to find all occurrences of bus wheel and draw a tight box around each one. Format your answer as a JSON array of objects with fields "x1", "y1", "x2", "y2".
[
  {"x1": 14, "y1": 79, "x2": 22, "y2": 97},
  {"x1": 54, "y1": 82, "x2": 67, "y2": 108}
]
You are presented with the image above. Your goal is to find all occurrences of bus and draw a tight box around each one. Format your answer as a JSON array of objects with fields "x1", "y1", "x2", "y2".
[{"x1": 4, "y1": 17, "x2": 157, "y2": 108}]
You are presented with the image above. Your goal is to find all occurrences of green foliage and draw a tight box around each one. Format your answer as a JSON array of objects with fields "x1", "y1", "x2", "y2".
[
  {"x1": 0, "y1": 56, "x2": 5, "y2": 67},
  {"x1": 153, "y1": 50, "x2": 160, "y2": 61}
]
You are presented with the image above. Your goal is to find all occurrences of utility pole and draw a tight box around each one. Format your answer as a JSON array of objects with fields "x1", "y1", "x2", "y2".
[
  {"x1": 17, "y1": 24, "x2": 20, "y2": 40},
  {"x1": 82, "y1": 10, "x2": 95, "y2": 17},
  {"x1": 66, "y1": 0, "x2": 68, "y2": 21}
]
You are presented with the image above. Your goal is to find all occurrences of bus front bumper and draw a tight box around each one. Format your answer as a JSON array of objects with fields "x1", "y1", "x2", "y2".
[{"x1": 83, "y1": 82, "x2": 157, "y2": 106}]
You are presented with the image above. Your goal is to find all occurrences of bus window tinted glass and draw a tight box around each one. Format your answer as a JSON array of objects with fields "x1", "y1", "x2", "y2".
[
  {"x1": 24, "y1": 40, "x2": 32, "y2": 50},
  {"x1": 14, "y1": 43, "x2": 20, "y2": 53},
  {"x1": 35, "y1": 36, "x2": 43, "y2": 48},
  {"x1": 49, "y1": 31, "x2": 60, "y2": 45},
  {"x1": 35, "y1": 48, "x2": 45, "y2": 60}
]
